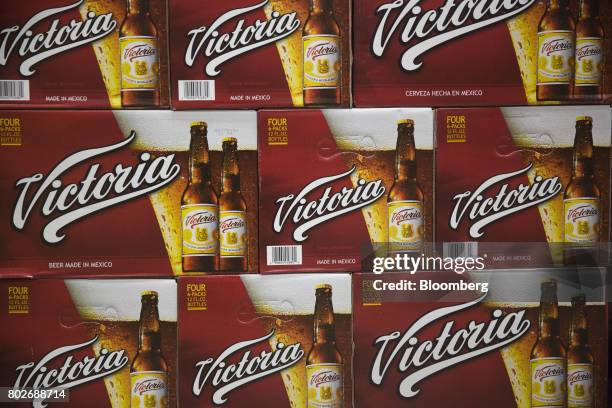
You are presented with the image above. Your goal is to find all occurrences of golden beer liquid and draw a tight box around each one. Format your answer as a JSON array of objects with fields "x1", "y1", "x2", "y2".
[{"x1": 506, "y1": 1, "x2": 546, "y2": 104}]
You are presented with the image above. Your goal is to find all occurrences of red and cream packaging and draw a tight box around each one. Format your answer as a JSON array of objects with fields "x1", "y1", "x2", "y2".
[
  {"x1": 0, "y1": 0, "x2": 170, "y2": 108},
  {"x1": 0, "y1": 279, "x2": 177, "y2": 407},
  {"x1": 178, "y1": 273, "x2": 352, "y2": 407},
  {"x1": 0, "y1": 110, "x2": 257, "y2": 277},
  {"x1": 353, "y1": 0, "x2": 612, "y2": 107},
  {"x1": 435, "y1": 106, "x2": 611, "y2": 268},
  {"x1": 353, "y1": 270, "x2": 608, "y2": 407},
  {"x1": 169, "y1": 0, "x2": 350, "y2": 108},
  {"x1": 258, "y1": 108, "x2": 434, "y2": 273}
]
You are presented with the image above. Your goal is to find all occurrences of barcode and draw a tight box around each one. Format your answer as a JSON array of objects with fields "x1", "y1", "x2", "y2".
[
  {"x1": 0, "y1": 80, "x2": 30, "y2": 101},
  {"x1": 267, "y1": 245, "x2": 302, "y2": 266},
  {"x1": 178, "y1": 80, "x2": 215, "y2": 101},
  {"x1": 443, "y1": 242, "x2": 478, "y2": 259}
]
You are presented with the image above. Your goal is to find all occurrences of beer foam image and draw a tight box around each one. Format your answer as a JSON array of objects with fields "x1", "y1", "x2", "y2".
[
  {"x1": 65, "y1": 279, "x2": 177, "y2": 408},
  {"x1": 79, "y1": 0, "x2": 124, "y2": 108},
  {"x1": 65, "y1": 279, "x2": 177, "y2": 321},
  {"x1": 322, "y1": 109, "x2": 434, "y2": 248},
  {"x1": 242, "y1": 274, "x2": 351, "y2": 408},
  {"x1": 501, "y1": 106, "x2": 611, "y2": 261},
  {"x1": 502, "y1": 106, "x2": 612, "y2": 148},
  {"x1": 264, "y1": 0, "x2": 309, "y2": 106},
  {"x1": 323, "y1": 108, "x2": 434, "y2": 151},
  {"x1": 505, "y1": 1, "x2": 544, "y2": 105},
  {"x1": 241, "y1": 274, "x2": 352, "y2": 314},
  {"x1": 113, "y1": 111, "x2": 257, "y2": 274},
  {"x1": 113, "y1": 111, "x2": 257, "y2": 151}
]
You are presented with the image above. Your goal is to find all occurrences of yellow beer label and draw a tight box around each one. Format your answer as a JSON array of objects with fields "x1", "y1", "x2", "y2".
[
  {"x1": 182, "y1": 204, "x2": 218, "y2": 256},
  {"x1": 303, "y1": 35, "x2": 340, "y2": 90},
  {"x1": 575, "y1": 37, "x2": 603, "y2": 86},
  {"x1": 120, "y1": 36, "x2": 159, "y2": 90},
  {"x1": 130, "y1": 371, "x2": 168, "y2": 408},
  {"x1": 564, "y1": 198, "x2": 599, "y2": 243},
  {"x1": 388, "y1": 200, "x2": 424, "y2": 252},
  {"x1": 219, "y1": 210, "x2": 247, "y2": 258},
  {"x1": 531, "y1": 357, "x2": 566, "y2": 407},
  {"x1": 307, "y1": 363, "x2": 342, "y2": 408},
  {"x1": 567, "y1": 363, "x2": 594, "y2": 408},
  {"x1": 537, "y1": 31, "x2": 574, "y2": 85}
]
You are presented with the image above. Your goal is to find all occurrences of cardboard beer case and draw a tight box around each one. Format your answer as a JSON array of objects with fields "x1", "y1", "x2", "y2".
[
  {"x1": 353, "y1": 269, "x2": 608, "y2": 407},
  {"x1": 0, "y1": 0, "x2": 170, "y2": 108},
  {"x1": 178, "y1": 273, "x2": 352, "y2": 407},
  {"x1": 169, "y1": 0, "x2": 351, "y2": 108},
  {"x1": 435, "y1": 105, "x2": 611, "y2": 268},
  {"x1": 0, "y1": 109, "x2": 258, "y2": 277},
  {"x1": 258, "y1": 108, "x2": 434, "y2": 273},
  {"x1": 353, "y1": 0, "x2": 612, "y2": 106},
  {"x1": 0, "y1": 279, "x2": 177, "y2": 407}
]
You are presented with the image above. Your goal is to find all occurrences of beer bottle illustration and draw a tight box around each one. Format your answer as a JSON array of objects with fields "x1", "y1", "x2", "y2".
[
  {"x1": 387, "y1": 119, "x2": 424, "y2": 253},
  {"x1": 530, "y1": 280, "x2": 566, "y2": 407},
  {"x1": 306, "y1": 284, "x2": 343, "y2": 408},
  {"x1": 131, "y1": 291, "x2": 168, "y2": 408},
  {"x1": 564, "y1": 116, "x2": 600, "y2": 264},
  {"x1": 219, "y1": 137, "x2": 248, "y2": 272},
  {"x1": 567, "y1": 294, "x2": 594, "y2": 408},
  {"x1": 574, "y1": 0, "x2": 604, "y2": 100},
  {"x1": 181, "y1": 122, "x2": 219, "y2": 272},
  {"x1": 302, "y1": 0, "x2": 341, "y2": 106},
  {"x1": 537, "y1": 0, "x2": 575, "y2": 101},
  {"x1": 119, "y1": 0, "x2": 160, "y2": 107}
]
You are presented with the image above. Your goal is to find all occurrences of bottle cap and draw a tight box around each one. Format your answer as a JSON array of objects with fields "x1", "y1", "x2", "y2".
[{"x1": 398, "y1": 119, "x2": 414, "y2": 125}]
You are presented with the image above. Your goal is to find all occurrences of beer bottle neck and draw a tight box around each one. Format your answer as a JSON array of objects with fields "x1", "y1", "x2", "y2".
[
  {"x1": 128, "y1": 0, "x2": 150, "y2": 14},
  {"x1": 189, "y1": 129, "x2": 211, "y2": 184},
  {"x1": 570, "y1": 302, "x2": 589, "y2": 346},
  {"x1": 547, "y1": 0, "x2": 566, "y2": 10},
  {"x1": 579, "y1": 0, "x2": 596, "y2": 17},
  {"x1": 313, "y1": 292, "x2": 336, "y2": 344},
  {"x1": 572, "y1": 127, "x2": 594, "y2": 178},
  {"x1": 573, "y1": 159, "x2": 593, "y2": 178},
  {"x1": 570, "y1": 324, "x2": 589, "y2": 346},
  {"x1": 539, "y1": 302, "x2": 560, "y2": 338},
  {"x1": 310, "y1": 0, "x2": 333, "y2": 13},
  {"x1": 139, "y1": 300, "x2": 162, "y2": 352},
  {"x1": 395, "y1": 126, "x2": 417, "y2": 181},
  {"x1": 222, "y1": 146, "x2": 241, "y2": 192}
]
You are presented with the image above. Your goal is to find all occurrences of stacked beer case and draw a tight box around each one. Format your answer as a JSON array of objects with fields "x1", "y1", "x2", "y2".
[
  {"x1": 350, "y1": 1, "x2": 611, "y2": 407},
  {"x1": 0, "y1": 0, "x2": 610, "y2": 407}
]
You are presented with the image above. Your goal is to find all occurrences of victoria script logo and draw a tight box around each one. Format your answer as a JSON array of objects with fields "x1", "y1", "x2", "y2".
[
  {"x1": 185, "y1": 0, "x2": 300, "y2": 76},
  {"x1": 371, "y1": 295, "x2": 530, "y2": 398},
  {"x1": 12, "y1": 132, "x2": 180, "y2": 244},
  {"x1": 0, "y1": 0, "x2": 116, "y2": 76},
  {"x1": 371, "y1": 0, "x2": 537, "y2": 71},
  {"x1": 449, "y1": 164, "x2": 562, "y2": 239},
  {"x1": 192, "y1": 330, "x2": 304, "y2": 405},
  {"x1": 13, "y1": 337, "x2": 128, "y2": 408},
  {"x1": 274, "y1": 166, "x2": 386, "y2": 242}
]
